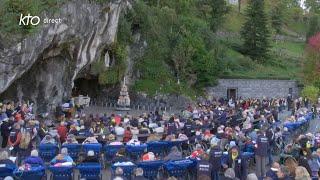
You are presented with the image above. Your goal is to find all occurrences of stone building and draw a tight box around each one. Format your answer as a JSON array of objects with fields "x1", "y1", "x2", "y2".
[{"x1": 207, "y1": 79, "x2": 299, "y2": 99}]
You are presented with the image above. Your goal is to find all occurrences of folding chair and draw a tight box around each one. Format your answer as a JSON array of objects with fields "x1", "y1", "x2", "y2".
[
  {"x1": 82, "y1": 143, "x2": 102, "y2": 156},
  {"x1": 164, "y1": 159, "x2": 196, "y2": 178},
  {"x1": 0, "y1": 163, "x2": 17, "y2": 178},
  {"x1": 77, "y1": 163, "x2": 102, "y2": 180},
  {"x1": 165, "y1": 140, "x2": 188, "y2": 152},
  {"x1": 62, "y1": 144, "x2": 82, "y2": 161},
  {"x1": 39, "y1": 144, "x2": 59, "y2": 162},
  {"x1": 147, "y1": 141, "x2": 168, "y2": 157},
  {"x1": 137, "y1": 160, "x2": 164, "y2": 179},
  {"x1": 14, "y1": 165, "x2": 45, "y2": 180},
  {"x1": 104, "y1": 144, "x2": 124, "y2": 162},
  {"x1": 125, "y1": 144, "x2": 148, "y2": 161},
  {"x1": 48, "y1": 166, "x2": 74, "y2": 180}
]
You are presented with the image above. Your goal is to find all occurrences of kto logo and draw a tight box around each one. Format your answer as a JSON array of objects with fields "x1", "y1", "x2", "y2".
[{"x1": 19, "y1": 14, "x2": 40, "y2": 26}]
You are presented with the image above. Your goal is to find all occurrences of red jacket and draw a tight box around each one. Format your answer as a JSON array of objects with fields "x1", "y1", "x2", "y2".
[
  {"x1": 57, "y1": 125, "x2": 68, "y2": 142},
  {"x1": 123, "y1": 130, "x2": 132, "y2": 143}
]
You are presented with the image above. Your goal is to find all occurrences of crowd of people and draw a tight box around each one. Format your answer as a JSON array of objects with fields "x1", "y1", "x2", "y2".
[{"x1": 0, "y1": 95, "x2": 319, "y2": 180}]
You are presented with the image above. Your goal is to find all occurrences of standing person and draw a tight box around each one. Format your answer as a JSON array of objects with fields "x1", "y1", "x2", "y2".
[
  {"x1": 8, "y1": 123, "x2": 22, "y2": 156},
  {"x1": 166, "y1": 117, "x2": 177, "y2": 135},
  {"x1": 209, "y1": 141, "x2": 222, "y2": 180},
  {"x1": 255, "y1": 130, "x2": 269, "y2": 179},
  {"x1": 1, "y1": 119, "x2": 11, "y2": 148},
  {"x1": 196, "y1": 153, "x2": 212, "y2": 180},
  {"x1": 57, "y1": 122, "x2": 68, "y2": 143},
  {"x1": 287, "y1": 95, "x2": 292, "y2": 111},
  {"x1": 223, "y1": 146, "x2": 247, "y2": 180}
]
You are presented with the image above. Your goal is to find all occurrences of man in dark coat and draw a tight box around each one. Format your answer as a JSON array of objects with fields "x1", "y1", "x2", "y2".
[
  {"x1": 255, "y1": 130, "x2": 269, "y2": 178},
  {"x1": 209, "y1": 143, "x2": 222, "y2": 180},
  {"x1": 0, "y1": 119, "x2": 12, "y2": 148}
]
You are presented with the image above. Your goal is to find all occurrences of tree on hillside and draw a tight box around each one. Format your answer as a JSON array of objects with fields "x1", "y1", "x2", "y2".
[
  {"x1": 240, "y1": 0, "x2": 270, "y2": 61},
  {"x1": 303, "y1": 32, "x2": 320, "y2": 88},
  {"x1": 306, "y1": 15, "x2": 320, "y2": 42},
  {"x1": 208, "y1": 0, "x2": 229, "y2": 32},
  {"x1": 270, "y1": 1, "x2": 285, "y2": 33},
  {"x1": 305, "y1": 0, "x2": 320, "y2": 14},
  {"x1": 238, "y1": 0, "x2": 242, "y2": 13}
]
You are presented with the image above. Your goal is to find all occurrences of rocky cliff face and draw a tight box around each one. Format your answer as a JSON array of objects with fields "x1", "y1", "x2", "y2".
[{"x1": 0, "y1": 0, "x2": 128, "y2": 113}]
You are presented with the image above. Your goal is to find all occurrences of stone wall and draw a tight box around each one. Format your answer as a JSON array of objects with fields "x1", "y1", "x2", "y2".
[{"x1": 207, "y1": 79, "x2": 299, "y2": 99}]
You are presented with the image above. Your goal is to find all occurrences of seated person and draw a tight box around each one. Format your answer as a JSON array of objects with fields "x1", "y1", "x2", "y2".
[
  {"x1": 40, "y1": 134, "x2": 56, "y2": 144},
  {"x1": 82, "y1": 135, "x2": 98, "y2": 144},
  {"x1": 138, "y1": 124, "x2": 149, "y2": 143},
  {"x1": 82, "y1": 150, "x2": 99, "y2": 163},
  {"x1": 63, "y1": 134, "x2": 78, "y2": 145},
  {"x1": 134, "y1": 168, "x2": 147, "y2": 180},
  {"x1": 23, "y1": 150, "x2": 44, "y2": 166},
  {"x1": 0, "y1": 151, "x2": 16, "y2": 180},
  {"x1": 127, "y1": 137, "x2": 141, "y2": 146},
  {"x1": 190, "y1": 144, "x2": 204, "y2": 159},
  {"x1": 50, "y1": 148, "x2": 73, "y2": 166},
  {"x1": 164, "y1": 146, "x2": 182, "y2": 161},
  {"x1": 147, "y1": 129, "x2": 161, "y2": 142},
  {"x1": 0, "y1": 151, "x2": 16, "y2": 167},
  {"x1": 113, "y1": 148, "x2": 129, "y2": 163},
  {"x1": 142, "y1": 152, "x2": 156, "y2": 161},
  {"x1": 113, "y1": 167, "x2": 126, "y2": 180}
]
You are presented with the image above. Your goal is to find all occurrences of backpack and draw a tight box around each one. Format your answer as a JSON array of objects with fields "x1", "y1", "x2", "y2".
[{"x1": 19, "y1": 131, "x2": 31, "y2": 149}]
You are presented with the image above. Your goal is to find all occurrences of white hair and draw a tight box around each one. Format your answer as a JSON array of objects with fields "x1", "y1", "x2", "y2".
[
  {"x1": 135, "y1": 168, "x2": 144, "y2": 176},
  {"x1": 61, "y1": 148, "x2": 68, "y2": 155},
  {"x1": 87, "y1": 150, "x2": 95, "y2": 157},
  {"x1": 246, "y1": 173, "x2": 258, "y2": 180},
  {"x1": 31, "y1": 150, "x2": 39, "y2": 157},
  {"x1": 0, "y1": 151, "x2": 9, "y2": 160},
  {"x1": 4, "y1": 176, "x2": 14, "y2": 180},
  {"x1": 113, "y1": 177, "x2": 124, "y2": 180}
]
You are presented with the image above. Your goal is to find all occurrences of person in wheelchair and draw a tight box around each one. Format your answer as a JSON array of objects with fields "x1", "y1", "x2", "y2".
[
  {"x1": 164, "y1": 146, "x2": 182, "y2": 161},
  {"x1": 81, "y1": 150, "x2": 99, "y2": 163},
  {"x1": 113, "y1": 148, "x2": 129, "y2": 163},
  {"x1": 190, "y1": 144, "x2": 204, "y2": 159},
  {"x1": 50, "y1": 148, "x2": 73, "y2": 166},
  {"x1": 0, "y1": 151, "x2": 15, "y2": 167},
  {"x1": 23, "y1": 149, "x2": 44, "y2": 166}
]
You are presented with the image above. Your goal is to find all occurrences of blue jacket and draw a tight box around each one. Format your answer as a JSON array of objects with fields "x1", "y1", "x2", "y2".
[{"x1": 24, "y1": 156, "x2": 44, "y2": 166}]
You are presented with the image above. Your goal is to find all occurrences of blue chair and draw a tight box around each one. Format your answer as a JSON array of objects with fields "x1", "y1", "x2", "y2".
[
  {"x1": 62, "y1": 144, "x2": 82, "y2": 161},
  {"x1": 0, "y1": 163, "x2": 17, "y2": 178},
  {"x1": 137, "y1": 160, "x2": 164, "y2": 179},
  {"x1": 77, "y1": 163, "x2": 102, "y2": 180},
  {"x1": 111, "y1": 164, "x2": 136, "y2": 180},
  {"x1": 39, "y1": 144, "x2": 59, "y2": 162},
  {"x1": 165, "y1": 140, "x2": 187, "y2": 151},
  {"x1": 48, "y1": 166, "x2": 74, "y2": 180},
  {"x1": 147, "y1": 141, "x2": 168, "y2": 156},
  {"x1": 104, "y1": 144, "x2": 124, "y2": 162},
  {"x1": 83, "y1": 143, "x2": 102, "y2": 156},
  {"x1": 14, "y1": 166, "x2": 45, "y2": 180},
  {"x1": 164, "y1": 159, "x2": 196, "y2": 178},
  {"x1": 125, "y1": 144, "x2": 148, "y2": 161}
]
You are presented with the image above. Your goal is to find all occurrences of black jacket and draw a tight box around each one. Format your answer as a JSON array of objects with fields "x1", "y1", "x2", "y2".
[
  {"x1": 227, "y1": 148, "x2": 247, "y2": 180},
  {"x1": 209, "y1": 146, "x2": 222, "y2": 171}
]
